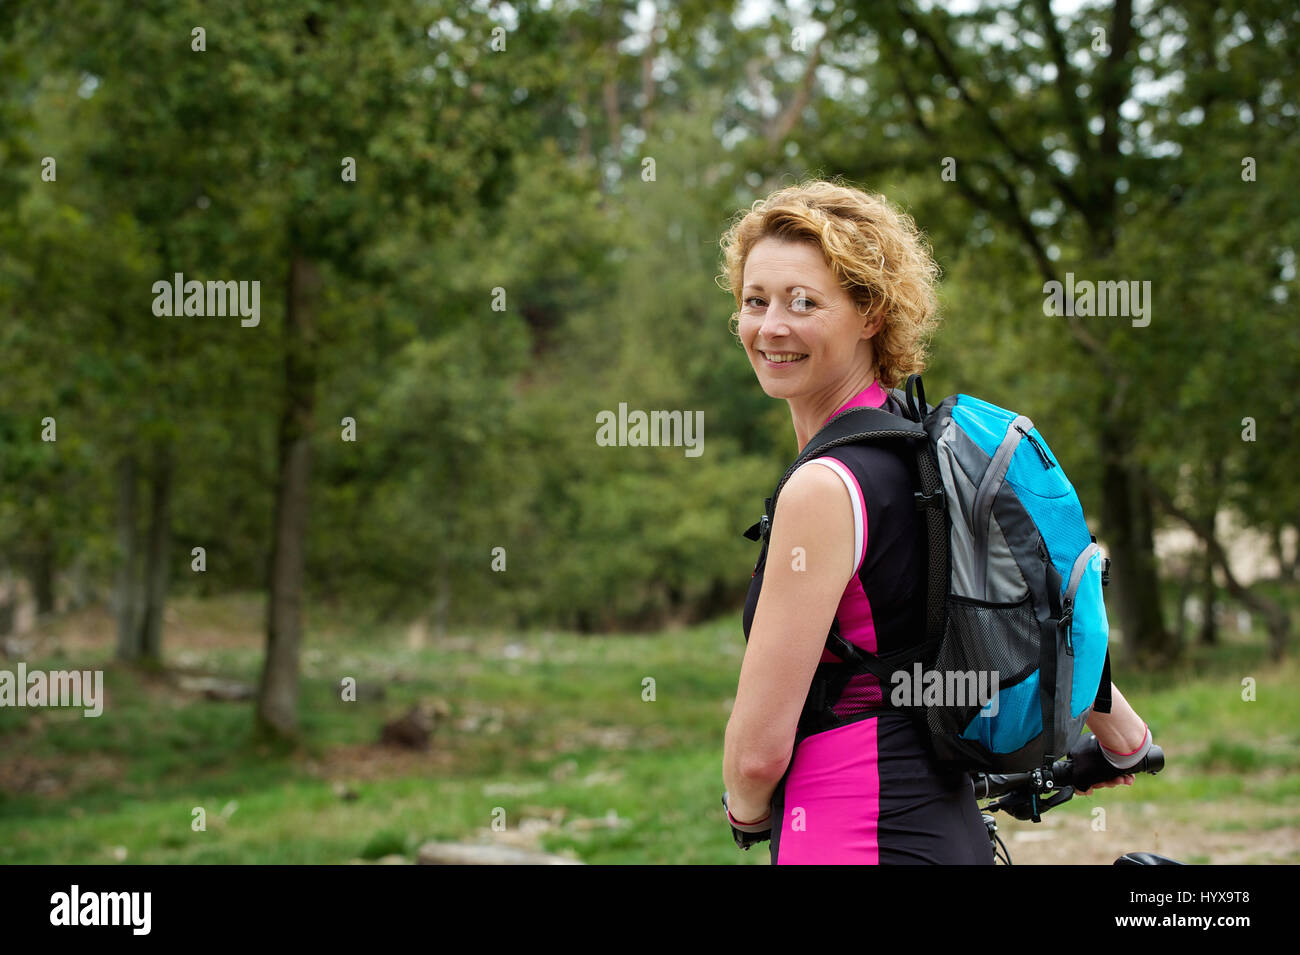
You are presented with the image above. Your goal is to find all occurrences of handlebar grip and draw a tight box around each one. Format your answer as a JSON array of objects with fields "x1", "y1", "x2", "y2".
[
  {"x1": 1139, "y1": 744, "x2": 1164, "y2": 774},
  {"x1": 1097, "y1": 742, "x2": 1164, "y2": 778},
  {"x1": 1070, "y1": 740, "x2": 1165, "y2": 791}
]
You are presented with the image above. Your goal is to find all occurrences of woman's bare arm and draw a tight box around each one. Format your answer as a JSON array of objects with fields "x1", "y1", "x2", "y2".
[
  {"x1": 722, "y1": 464, "x2": 858, "y2": 824},
  {"x1": 1078, "y1": 682, "x2": 1149, "y2": 794},
  {"x1": 1085, "y1": 682, "x2": 1147, "y2": 753}
]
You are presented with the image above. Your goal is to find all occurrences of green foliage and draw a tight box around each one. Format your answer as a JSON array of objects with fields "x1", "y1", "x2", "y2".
[
  {"x1": 2, "y1": 0, "x2": 1296, "y2": 640},
  {"x1": 359, "y1": 827, "x2": 414, "y2": 859}
]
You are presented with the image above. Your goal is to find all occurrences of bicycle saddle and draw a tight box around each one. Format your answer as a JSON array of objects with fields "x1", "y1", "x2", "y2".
[{"x1": 1114, "y1": 852, "x2": 1185, "y2": 865}]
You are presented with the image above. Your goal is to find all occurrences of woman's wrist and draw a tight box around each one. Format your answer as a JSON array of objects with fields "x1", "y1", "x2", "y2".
[
  {"x1": 1088, "y1": 712, "x2": 1146, "y2": 754},
  {"x1": 1084, "y1": 683, "x2": 1147, "y2": 755},
  {"x1": 722, "y1": 791, "x2": 772, "y2": 829},
  {"x1": 1099, "y1": 723, "x2": 1151, "y2": 769},
  {"x1": 728, "y1": 807, "x2": 771, "y2": 828}
]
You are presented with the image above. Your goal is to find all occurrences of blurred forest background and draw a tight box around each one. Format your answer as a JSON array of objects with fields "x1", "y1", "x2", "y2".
[{"x1": 0, "y1": 0, "x2": 1298, "y2": 863}]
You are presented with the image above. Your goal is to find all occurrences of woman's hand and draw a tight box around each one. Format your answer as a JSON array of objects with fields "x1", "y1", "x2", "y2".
[
  {"x1": 1076, "y1": 773, "x2": 1135, "y2": 797},
  {"x1": 1068, "y1": 731, "x2": 1137, "y2": 793}
]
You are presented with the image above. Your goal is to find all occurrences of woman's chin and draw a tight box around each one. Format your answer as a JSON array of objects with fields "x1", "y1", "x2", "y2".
[{"x1": 757, "y1": 378, "x2": 799, "y2": 399}]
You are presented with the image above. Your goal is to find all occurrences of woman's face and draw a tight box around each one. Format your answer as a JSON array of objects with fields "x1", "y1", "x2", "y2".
[{"x1": 738, "y1": 237, "x2": 876, "y2": 398}]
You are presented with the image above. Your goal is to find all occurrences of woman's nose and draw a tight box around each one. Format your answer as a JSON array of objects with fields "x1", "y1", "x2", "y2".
[{"x1": 759, "y1": 303, "x2": 794, "y2": 338}]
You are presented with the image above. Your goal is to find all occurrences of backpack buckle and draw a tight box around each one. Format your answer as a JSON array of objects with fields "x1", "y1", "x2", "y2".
[
  {"x1": 742, "y1": 513, "x2": 772, "y2": 542},
  {"x1": 914, "y1": 488, "x2": 945, "y2": 511},
  {"x1": 1100, "y1": 557, "x2": 1110, "y2": 587}
]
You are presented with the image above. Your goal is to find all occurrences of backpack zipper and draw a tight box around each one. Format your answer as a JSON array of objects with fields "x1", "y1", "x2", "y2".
[{"x1": 1060, "y1": 543, "x2": 1102, "y2": 657}]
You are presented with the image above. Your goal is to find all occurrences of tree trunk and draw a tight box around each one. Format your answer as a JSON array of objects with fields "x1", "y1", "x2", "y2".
[
  {"x1": 256, "y1": 252, "x2": 320, "y2": 742},
  {"x1": 1197, "y1": 540, "x2": 1217, "y2": 646},
  {"x1": 1198, "y1": 457, "x2": 1224, "y2": 646},
  {"x1": 114, "y1": 453, "x2": 142, "y2": 661},
  {"x1": 1144, "y1": 479, "x2": 1290, "y2": 662},
  {"x1": 0, "y1": 566, "x2": 15, "y2": 637},
  {"x1": 1098, "y1": 414, "x2": 1176, "y2": 666},
  {"x1": 1271, "y1": 523, "x2": 1298, "y2": 582},
  {"x1": 1218, "y1": 551, "x2": 1288, "y2": 660},
  {"x1": 138, "y1": 443, "x2": 174, "y2": 665},
  {"x1": 764, "y1": 33, "x2": 824, "y2": 147},
  {"x1": 27, "y1": 536, "x2": 56, "y2": 616},
  {"x1": 1171, "y1": 560, "x2": 1193, "y2": 646},
  {"x1": 67, "y1": 553, "x2": 93, "y2": 611},
  {"x1": 602, "y1": 37, "x2": 621, "y2": 145}
]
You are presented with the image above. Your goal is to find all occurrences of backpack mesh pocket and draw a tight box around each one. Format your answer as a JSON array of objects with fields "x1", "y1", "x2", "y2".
[{"x1": 925, "y1": 592, "x2": 1040, "y2": 745}]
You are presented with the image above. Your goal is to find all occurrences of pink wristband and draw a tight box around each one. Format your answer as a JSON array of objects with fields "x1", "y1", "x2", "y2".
[{"x1": 1101, "y1": 723, "x2": 1150, "y2": 769}]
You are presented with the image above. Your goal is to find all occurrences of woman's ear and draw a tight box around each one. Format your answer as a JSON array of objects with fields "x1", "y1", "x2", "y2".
[{"x1": 860, "y1": 311, "x2": 883, "y2": 341}]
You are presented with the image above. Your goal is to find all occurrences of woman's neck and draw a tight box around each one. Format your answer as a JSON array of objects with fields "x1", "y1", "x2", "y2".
[{"x1": 791, "y1": 371, "x2": 882, "y2": 452}]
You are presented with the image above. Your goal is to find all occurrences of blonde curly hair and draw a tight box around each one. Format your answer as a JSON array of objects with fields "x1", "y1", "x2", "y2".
[{"x1": 717, "y1": 177, "x2": 942, "y2": 390}]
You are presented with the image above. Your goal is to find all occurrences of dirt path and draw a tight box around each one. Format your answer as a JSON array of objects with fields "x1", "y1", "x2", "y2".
[{"x1": 990, "y1": 801, "x2": 1300, "y2": 865}]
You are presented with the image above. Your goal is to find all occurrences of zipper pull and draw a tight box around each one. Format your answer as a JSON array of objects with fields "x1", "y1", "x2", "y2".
[
  {"x1": 1060, "y1": 597, "x2": 1074, "y2": 655},
  {"x1": 1015, "y1": 424, "x2": 1055, "y2": 469}
]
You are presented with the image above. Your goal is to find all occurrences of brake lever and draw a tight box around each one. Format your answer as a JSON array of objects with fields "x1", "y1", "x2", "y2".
[{"x1": 986, "y1": 785, "x2": 1075, "y2": 822}]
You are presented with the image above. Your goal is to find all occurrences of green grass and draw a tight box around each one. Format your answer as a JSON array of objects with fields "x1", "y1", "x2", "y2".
[{"x1": 1, "y1": 593, "x2": 1298, "y2": 864}]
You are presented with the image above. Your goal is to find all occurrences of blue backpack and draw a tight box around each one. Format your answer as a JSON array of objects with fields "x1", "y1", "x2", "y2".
[{"x1": 743, "y1": 374, "x2": 1113, "y2": 773}]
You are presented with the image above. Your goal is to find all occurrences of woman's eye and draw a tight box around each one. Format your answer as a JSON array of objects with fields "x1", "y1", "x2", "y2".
[{"x1": 743, "y1": 296, "x2": 815, "y2": 311}]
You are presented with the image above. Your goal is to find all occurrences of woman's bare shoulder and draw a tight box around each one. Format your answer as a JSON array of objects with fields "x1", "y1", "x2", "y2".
[{"x1": 770, "y1": 462, "x2": 856, "y2": 536}]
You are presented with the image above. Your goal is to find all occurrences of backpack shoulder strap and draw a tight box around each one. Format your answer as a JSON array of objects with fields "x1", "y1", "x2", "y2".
[
  {"x1": 744, "y1": 405, "x2": 925, "y2": 544},
  {"x1": 767, "y1": 406, "x2": 926, "y2": 522}
]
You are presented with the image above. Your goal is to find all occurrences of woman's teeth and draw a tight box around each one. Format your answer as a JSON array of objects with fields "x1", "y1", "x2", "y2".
[{"x1": 762, "y1": 351, "x2": 808, "y2": 364}]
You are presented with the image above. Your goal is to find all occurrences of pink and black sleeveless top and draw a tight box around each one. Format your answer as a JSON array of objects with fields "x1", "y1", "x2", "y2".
[
  {"x1": 742, "y1": 379, "x2": 928, "y2": 720},
  {"x1": 739, "y1": 380, "x2": 993, "y2": 865}
]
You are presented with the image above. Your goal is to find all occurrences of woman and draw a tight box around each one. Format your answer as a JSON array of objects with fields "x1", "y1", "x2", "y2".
[{"x1": 718, "y1": 178, "x2": 1153, "y2": 864}]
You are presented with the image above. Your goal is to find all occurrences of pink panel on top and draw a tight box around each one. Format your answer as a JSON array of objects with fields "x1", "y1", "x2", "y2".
[
  {"x1": 775, "y1": 718, "x2": 879, "y2": 864},
  {"x1": 813, "y1": 455, "x2": 876, "y2": 665}
]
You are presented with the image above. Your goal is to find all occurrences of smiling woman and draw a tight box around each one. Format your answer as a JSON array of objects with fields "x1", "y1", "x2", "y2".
[{"x1": 715, "y1": 178, "x2": 993, "y2": 865}]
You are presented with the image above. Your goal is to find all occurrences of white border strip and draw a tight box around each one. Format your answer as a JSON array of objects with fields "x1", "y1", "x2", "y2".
[{"x1": 801, "y1": 457, "x2": 865, "y2": 578}]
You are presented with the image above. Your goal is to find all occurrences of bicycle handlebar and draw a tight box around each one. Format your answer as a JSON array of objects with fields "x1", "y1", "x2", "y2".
[{"x1": 972, "y1": 744, "x2": 1164, "y2": 801}]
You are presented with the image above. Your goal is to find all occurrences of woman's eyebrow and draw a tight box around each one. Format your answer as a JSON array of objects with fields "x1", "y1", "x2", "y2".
[{"x1": 742, "y1": 284, "x2": 824, "y2": 295}]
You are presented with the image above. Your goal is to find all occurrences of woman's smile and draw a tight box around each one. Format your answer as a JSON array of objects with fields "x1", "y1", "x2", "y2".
[{"x1": 758, "y1": 349, "x2": 809, "y2": 367}]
